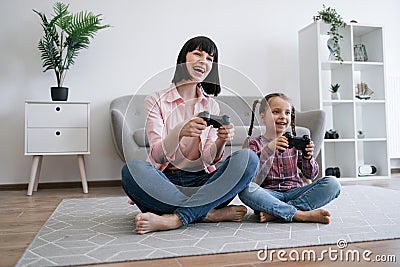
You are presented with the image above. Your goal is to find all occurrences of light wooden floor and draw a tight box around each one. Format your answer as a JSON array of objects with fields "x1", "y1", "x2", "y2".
[{"x1": 1, "y1": 173, "x2": 399, "y2": 267}]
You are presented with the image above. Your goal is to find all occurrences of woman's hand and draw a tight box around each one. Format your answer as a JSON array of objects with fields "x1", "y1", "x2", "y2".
[
  {"x1": 302, "y1": 141, "x2": 314, "y2": 159},
  {"x1": 216, "y1": 123, "x2": 235, "y2": 142},
  {"x1": 179, "y1": 117, "x2": 207, "y2": 138}
]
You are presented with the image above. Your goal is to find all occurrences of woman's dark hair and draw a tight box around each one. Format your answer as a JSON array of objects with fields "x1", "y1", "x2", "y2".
[
  {"x1": 248, "y1": 93, "x2": 296, "y2": 137},
  {"x1": 172, "y1": 36, "x2": 221, "y2": 96}
]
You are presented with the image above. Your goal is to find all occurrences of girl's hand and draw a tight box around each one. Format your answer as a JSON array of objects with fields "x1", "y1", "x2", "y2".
[
  {"x1": 303, "y1": 141, "x2": 314, "y2": 159},
  {"x1": 216, "y1": 123, "x2": 235, "y2": 142},
  {"x1": 179, "y1": 117, "x2": 207, "y2": 138},
  {"x1": 268, "y1": 135, "x2": 289, "y2": 152}
]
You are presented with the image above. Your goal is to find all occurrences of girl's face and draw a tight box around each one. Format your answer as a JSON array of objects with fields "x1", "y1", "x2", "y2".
[
  {"x1": 260, "y1": 97, "x2": 291, "y2": 135},
  {"x1": 185, "y1": 49, "x2": 214, "y2": 82}
]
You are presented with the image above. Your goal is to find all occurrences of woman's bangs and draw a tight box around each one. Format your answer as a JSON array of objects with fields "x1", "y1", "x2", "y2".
[{"x1": 188, "y1": 37, "x2": 217, "y2": 57}]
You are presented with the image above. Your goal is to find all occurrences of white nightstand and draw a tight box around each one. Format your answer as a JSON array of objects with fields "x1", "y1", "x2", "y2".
[{"x1": 25, "y1": 101, "x2": 90, "y2": 195}]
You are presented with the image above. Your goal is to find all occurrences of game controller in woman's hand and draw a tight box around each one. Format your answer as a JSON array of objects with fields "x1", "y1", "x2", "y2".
[{"x1": 198, "y1": 111, "x2": 231, "y2": 128}]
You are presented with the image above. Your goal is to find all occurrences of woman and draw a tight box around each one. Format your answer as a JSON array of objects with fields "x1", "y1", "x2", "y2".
[{"x1": 121, "y1": 36, "x2": 258, "y2": 234}]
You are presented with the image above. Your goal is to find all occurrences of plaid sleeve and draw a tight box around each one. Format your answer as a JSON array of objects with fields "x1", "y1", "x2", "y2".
[
  {"x1": 297, "y1": 151, "x2": 319, "y2": 180},
  {"x1": 248, "y1": 138, "x2": 262, "y2": 156}
]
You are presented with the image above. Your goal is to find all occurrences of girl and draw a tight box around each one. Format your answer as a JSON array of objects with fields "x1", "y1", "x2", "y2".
[
  {"x1": 121, "y1": 36, "x2": 258, "y2": 234},
  {"x1": 239, "y1": 93, "x2": 340, "y2": 224}
]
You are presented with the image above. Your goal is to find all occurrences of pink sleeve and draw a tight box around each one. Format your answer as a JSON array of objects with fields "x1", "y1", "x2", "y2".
[{"x1": 145, "y1": 95, "x2": 182, "y2": 165}]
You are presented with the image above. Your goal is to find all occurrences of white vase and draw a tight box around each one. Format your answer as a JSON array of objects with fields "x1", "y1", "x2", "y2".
[{"x1": 331, "y1": 92, "x2": 340, "y2": 100}]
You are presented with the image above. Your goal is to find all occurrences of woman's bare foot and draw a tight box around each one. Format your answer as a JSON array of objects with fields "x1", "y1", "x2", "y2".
[
  {"x1": 128, "y1": 199, "x2": 135, "y2": 205},
  {"x1": 205, "y1": 205, "x2": 247, "y2": 223},
  {"x1": 259, "y1": 211, "x2": 276, "y2": 223},
  {"x1": 293, "y1": 209, "x2": 331, "y2": 224},
  {"x1": 135, "y1": 212, "x2": 183, "y2": 234}
]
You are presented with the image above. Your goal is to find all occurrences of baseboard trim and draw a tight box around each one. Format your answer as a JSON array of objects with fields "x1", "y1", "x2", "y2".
[{"x1": 0, "y1": 180, "x2": 122, "y2": 191}]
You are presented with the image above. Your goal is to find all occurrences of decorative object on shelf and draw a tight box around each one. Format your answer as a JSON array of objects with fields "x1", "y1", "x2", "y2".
[
  {"x1": 313, "y1": 5, "x2": 347, "y2": 62},
  {"x1": 358, "y1": 165, "x2": 377, "y2": 176},
  {"x1": 325, "y1": 129, "x2": 339, "y2": 139},
  {"x1": 329, "y1": 83, "x2": 341, "y2": 100},
  {"x1": 357, "y1": 130, "x2": 365, "y2": 138},
  {"x1": 325, "y1": 167, "x2": 341, "y2": 178},
  {"x1": 349, "y1": 19, "x2": 358, "y2": 23},
  {"x1": 33, "y1": 2, "x2": 110, "y2": 101},
  {"x1": 355, "y1": 82, "x2": 374, "y2": 100},
  {"x1": 354, "y1": 44, "x2": 368, "y2": 61},
  {"x1": 326, "y1": 38, "x2": 336, "y2": 61}
]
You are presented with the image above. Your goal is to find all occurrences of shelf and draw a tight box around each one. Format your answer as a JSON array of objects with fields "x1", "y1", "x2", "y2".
[
  {"x1": 353, "y1": 24, "x2": 383, "y2": 37},
  {"x1": 355, "y1": 100, "x2": 385, "y2": 104},
  {"x1": 337, "y1": 176, "x2": 389, "y2": 182},
  {"x1": 354, "y1": 62, "x2": 384, "y2": 71},
  {"x1": 324, "y1": 139, "x2": 355, "y2": 143},
  {"x1": 323, "y1": 100, "x2": 353, "y2": 105},
  {"x1": 299, "y1": 22, "x2": 389, "y2": 181},
  {"x1": 357, "y1": 138, "x2": 386, "y2": 141},
  {"x1": 321, "y1": 61, "x2": 352, "y2": 70}
]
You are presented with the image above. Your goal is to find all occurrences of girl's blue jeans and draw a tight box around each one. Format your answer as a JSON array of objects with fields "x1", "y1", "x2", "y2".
[
  {"x1": 121, "y1": 149, "x2": 259, "y2": 225},
  {"x1": 239, "y1": 177, "x2": 341, "y2": 221}
]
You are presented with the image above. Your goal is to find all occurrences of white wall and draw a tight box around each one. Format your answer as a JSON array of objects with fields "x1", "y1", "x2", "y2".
[{"x1": 1, "y1": 0, "x2": 399, "y2": 184}]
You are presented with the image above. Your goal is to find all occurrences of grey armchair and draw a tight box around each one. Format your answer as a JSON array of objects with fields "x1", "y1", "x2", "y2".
[{"x1": 110, "y1": 95, "x2": 326, "y2": 167}]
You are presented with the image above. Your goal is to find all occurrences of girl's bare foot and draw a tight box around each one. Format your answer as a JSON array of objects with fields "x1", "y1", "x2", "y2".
[
  {"x1": 135, "y1": 212, "x2": 183, "y2": 234},
  {"x1": 128, "y1": 199, "x2": 135, "y2": 205},
  {"x1": 259, "y1": 211, "x2": 276, "y2": 223},
  {"x1": 293, "y1": 209, "x2": 331, "y2": 224},
  {"x1": 205, "y1": 205, "x2": 247, "y2": 223}
]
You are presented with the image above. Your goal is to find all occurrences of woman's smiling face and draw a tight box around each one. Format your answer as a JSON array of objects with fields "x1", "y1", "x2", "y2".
[{"x1": 185, "y1": 49, "x2": 214, "y2": 82}]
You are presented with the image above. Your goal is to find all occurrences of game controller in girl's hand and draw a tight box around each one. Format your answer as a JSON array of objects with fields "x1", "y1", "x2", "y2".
[
  {"x1": 198, "y1": 111, "x2": 231, "y2": 128},
  {"x1": 283, "y1": 132, "x2": 311, "y2": 153}
]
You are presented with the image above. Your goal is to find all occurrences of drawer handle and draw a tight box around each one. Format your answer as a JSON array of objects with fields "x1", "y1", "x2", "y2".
[
  {"x1": 55, "y1": 106, "x2": 61, "y2": 112},
  {"x1": 55, "y1": 131, "x2": 61, "y2": 136}
]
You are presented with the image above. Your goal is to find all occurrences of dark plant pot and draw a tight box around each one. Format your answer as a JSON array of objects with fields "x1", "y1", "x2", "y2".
[{"x1": 51, "y1": 87, "x2": 69, "y2": 101}]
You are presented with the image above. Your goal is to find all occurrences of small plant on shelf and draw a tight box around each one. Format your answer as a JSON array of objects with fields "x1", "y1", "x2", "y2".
[
  {"x1": 313, "y1": 5, "x2": 347, "y2": 62},
  {"x1": 330, "y1": 83, "x2": 340, "y2": 93},
  {"x1": 357, "y1": 130, "x2": 365, "y2": 138},
  {"x1": 330, "y1": 83, "x2": 341, "y2": 100}
]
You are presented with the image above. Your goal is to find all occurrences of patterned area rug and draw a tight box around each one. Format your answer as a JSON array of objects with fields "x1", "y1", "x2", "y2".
[{"x1": 16, "y1": 185, "x2": 400, "y2": 266}]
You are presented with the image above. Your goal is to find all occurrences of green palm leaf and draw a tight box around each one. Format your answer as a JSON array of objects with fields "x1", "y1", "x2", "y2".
[{"x1": 33, "y1": 2, "x2": 109, "y2": 87}]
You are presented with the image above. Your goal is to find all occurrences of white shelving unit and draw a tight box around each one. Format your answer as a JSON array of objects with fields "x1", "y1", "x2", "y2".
[{"x1": 298, "y1": 22, "x2": 390, "y2": 181}]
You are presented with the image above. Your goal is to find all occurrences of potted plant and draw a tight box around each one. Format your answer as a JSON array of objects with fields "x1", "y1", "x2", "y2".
[
  {"x1": 330, "y1": 83, "x2": 340, "y2": 100},
  {"x1": 313, "y1": 5, "x2": 347, "y2": 62},
  {"x1": 33, "y1": 2, "x2": 110, "y2": 101},
  {"x1": 357, "y1": 130, "x2": 365, "y2": 138}
]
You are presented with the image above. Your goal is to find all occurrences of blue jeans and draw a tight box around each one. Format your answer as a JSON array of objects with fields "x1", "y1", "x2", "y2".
[
  {"x1": 121, "y1": 149, "x2": 259, "y2": 225},
  {"x1": 239, "y1": 177, "x2": 341, "y2": 221}
]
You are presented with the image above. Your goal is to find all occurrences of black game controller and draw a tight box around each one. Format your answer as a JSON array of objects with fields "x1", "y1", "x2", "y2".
[
  {"x1": 198, "y1": 111, "x2": 231, "y2": 128},
  {"x1": 283, "y1": 132, "x2": 311, "y2": 153}
]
